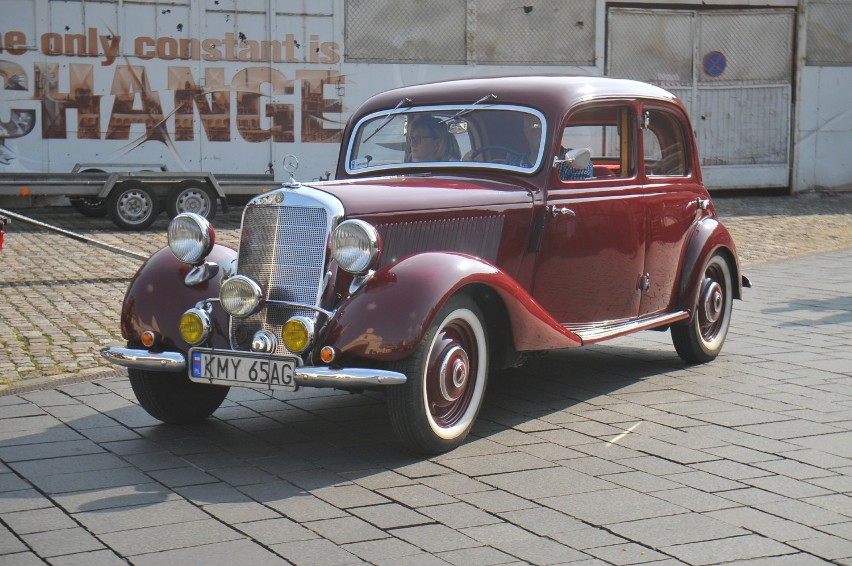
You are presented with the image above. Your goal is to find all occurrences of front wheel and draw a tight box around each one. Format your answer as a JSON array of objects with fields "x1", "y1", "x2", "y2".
[
  {"x1": 129, "y1": 367, "x2": 229, "y2": 424},
  {"x1": 387, "y1": 294, "x2": 489, "y2": 454},
  {"x1": 107, "y1": 181, "x2": 159, "y2": 230},
  {"x1": 672, "y1": 253, "x2": 733, "y2": 364}
]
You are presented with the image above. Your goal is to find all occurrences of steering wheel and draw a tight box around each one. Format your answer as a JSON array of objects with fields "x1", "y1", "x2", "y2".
[{"x1": 469, "y1": 145, "x2": 530, "y2": 166}]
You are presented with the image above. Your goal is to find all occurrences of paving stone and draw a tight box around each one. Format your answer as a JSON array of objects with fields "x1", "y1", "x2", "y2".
[
  {"x1": 0, "y1": 489, "x2": 54, "y2": 514},
  {"x1": 440, "y1": 452, "x2": 556, "y2": 477},
  {"x1": 342, "y1": 538, "x2": 423, "y2": 562},
  {"x1": 541, "y1": 487, "x2": 687, "y2": 525},
  {"x1": 72, "y1": 499, "x2": 208, "y2": 534},
  {"x1": 377, "y1": 485, "x2": 457, "y2": 508},
  {"x1": 0, "y1": 439, "x2": 100, "y2": 463},
  {"x1": 1, "y1": 507, "x2": 77, "y2": 534},
  {"x1": 147, "y1": 466, "x2": 219, "y2": 488},
  {"x1": 130, "y1": 538, "x2": 286, "y2": 566},
  {"x1": 98, "y1": 518, "x2": 243, "y2": 556},
  {"x1": 271, "y1": 538, "x2": 361, "y2": 566},
  {"x1": 202, "y1": 501, "x2": 280, "y2": 524},
  {"x1": 549, "y1": 527, "x2": 627, "y2": 551},
  {"x1": 46, "y1": 549, "x2": 127, "y2": 566},
  {"x1": 311, "y1": 484, "x2": 390, "y2": 508},
  {"x1": 0, "y1": 523, "x2": 28, "y2": 555},
  {"x1": 53, "y1": 482, "x2": 180, "y2": 513},
  {"x1": 608, "y1": 512, "x2": 747, "y2": 548},
  {"x1": 419, "y1": 502, "x2": 502, "y2": 529},
  {"x1": 456, "y1": 490, "x2": 537, "y2": 514},
  {"x1": 649, "y1": 486, "x2": 740, "y2": 512},
  {"x1": 490, "y1": 536, "x2": 589, "y2": 565},
  {"x1": 392, "y1": 524, "x2": 479, "y2": 553},
  {"x1": 664, "y1": 534, "x2": 798, "y2": 565},
  {"x1": 0, "y1": 552, "x2": 46, "y2": 566},
  {"x1": 349, "y1": 503, "x2": 432, "y2": 529},
  {"x1": 27, "y1": 466, "x2": 151, "y2": 495},
  {"x1": 499, "y1": 507, "x2": 585, "y2": 536},
  {"x1": 418, "y1": 474, "x2": 492, "y2": 496},
  {"x1": 236, "y1": 517, "x2": 318, "y2": 545},
  {"x1": 436, "y1": 545, "x2": 517, "y2": 566},
  {"x1": 10, "y1": 453, "x2": 129, "y2": 479},
  {"x1": 21, "y1": 527, "x2": 104, "y2": 558},
  {"x1": 584, "y1": 542, "x2": 671, "y2": 565},
  {"x1": 304, "y1": 516, "x2": 389, "y2": 545},
  {"x1": 478, "y1": 466, "x2": 613, "y2": 500}
]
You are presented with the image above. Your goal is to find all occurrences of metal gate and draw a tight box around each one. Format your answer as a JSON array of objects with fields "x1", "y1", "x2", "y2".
[{"x1": 607, "y1": 7, "x2": 796, "y2": 189}]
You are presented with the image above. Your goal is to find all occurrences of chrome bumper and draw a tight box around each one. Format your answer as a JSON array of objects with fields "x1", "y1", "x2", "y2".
[{"x1": 100, "y1": 346, "x2": 407, "y2": 388}]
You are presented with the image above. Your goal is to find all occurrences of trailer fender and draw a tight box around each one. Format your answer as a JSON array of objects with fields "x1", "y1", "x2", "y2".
[
  {"x1": 321, "y1": 252, "x2": 583, "y2": 363},
  {"x1": 120, "y1": 244, "x2": 237, "y2": 351}
]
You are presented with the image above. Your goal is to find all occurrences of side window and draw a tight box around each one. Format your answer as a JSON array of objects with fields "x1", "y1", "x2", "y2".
[
  {"x1": 559, "y1": 106, "x2": 634, "y2": 181},
  {"x1": 643, "y1": 109, "x2": 689, "y2": 177}
]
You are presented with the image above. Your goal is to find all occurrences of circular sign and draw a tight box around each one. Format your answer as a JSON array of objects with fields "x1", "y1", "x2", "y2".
[{"x1": 703, "y1": 51, "x2": 727, "y2": 77}]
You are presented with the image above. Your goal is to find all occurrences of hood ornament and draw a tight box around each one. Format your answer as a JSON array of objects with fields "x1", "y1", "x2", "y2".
[{"x1": 283, "y1": 154, "x2": 300, "y2": 188}]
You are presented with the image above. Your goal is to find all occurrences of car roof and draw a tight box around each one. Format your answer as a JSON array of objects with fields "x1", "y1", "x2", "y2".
[{"x1": 356, "y1": 75, "x2": 680, "y2": 117}]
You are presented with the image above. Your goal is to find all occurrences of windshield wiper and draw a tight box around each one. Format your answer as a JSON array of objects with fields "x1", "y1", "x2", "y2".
[
  {"x1": 361, "y1": 97, "x2": 412, "y2": 144},
  {"x1": 439, "y1": 94, "x2": 497, "y2": 124}
]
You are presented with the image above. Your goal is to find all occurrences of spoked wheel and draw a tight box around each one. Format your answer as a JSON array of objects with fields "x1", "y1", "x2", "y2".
[
  {"x1": 387, "y1": 294, "x2": 489, "y2": 454},
  {"x1": 129, "y1": 366, "x2": 229, "y2": 424},
  {"x1": 672, "y1": 253, "x2": 733, "y2": 363},
  {"x1": 166, "y1": 181, "x2": 217, "y2": 220}
]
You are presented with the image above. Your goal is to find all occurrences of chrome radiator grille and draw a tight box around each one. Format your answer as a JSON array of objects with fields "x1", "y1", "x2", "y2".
[{"x1": 230, "y1": 204, "x2": 329, "y2": 353}]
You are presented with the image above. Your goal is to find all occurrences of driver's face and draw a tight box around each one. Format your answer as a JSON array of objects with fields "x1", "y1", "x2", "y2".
[{"x1": 409, "y1": 126, "x2": 440, "y2": 162}]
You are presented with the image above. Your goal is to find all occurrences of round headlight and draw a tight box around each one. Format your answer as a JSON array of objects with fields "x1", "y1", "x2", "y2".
[
  {"x1": 283, "y1": 316, "x2": 314, "y2": 353},
  {"x1": 168, "y1": 213, "x2": 215, "y2": 264},
  {"x1": 220, "y1": 275, "x2": 263, "y2": 318},
  {"x1": 179, "y1": 308, "x2": 210, "y2": 345},
  {"x1": 331, "y1": 219, "x2": 380, "y2": 274}
]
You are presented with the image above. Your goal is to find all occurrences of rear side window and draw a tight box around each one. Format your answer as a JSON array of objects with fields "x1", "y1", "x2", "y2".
[
  {"x1": 643, "y1": 109, "x2": 690, "y2": 177},
  {"x1": 559, "y1": 106, "x2": 635, "y2": 181}
]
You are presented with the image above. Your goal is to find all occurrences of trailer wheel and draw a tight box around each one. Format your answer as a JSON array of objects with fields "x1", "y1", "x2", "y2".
[
  {"x1": 166, "y1": 181, "x2": 217, "y2": 220},
  {"x1": 107, "y1": 181, "x2": 159, "y2": 230},
  {"x1": 70, "y1": 197, "x2": 108, "y2": 218}
]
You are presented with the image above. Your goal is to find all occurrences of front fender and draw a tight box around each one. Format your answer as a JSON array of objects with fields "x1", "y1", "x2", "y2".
[
  {"x1": 120, "y1": 244, "x2": 237, "y2": 350},
  {"x1": 322, "y1": 252, "x2": 582, "y2": 362},
  {"x1": 676, "y1": 217, "x2": 745, "y2": 314}
]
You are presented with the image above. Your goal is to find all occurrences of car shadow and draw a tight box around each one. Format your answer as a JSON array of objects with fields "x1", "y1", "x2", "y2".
[
  {"x1": 763, "y1": 295, "x2": 852, "y2": 327},
  {"x1": 1, "y1": 342, "x2": 686, "y2": 520}
]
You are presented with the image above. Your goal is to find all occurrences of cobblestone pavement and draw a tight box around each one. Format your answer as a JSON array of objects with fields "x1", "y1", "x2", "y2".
[
  {"x1": 0, "y1": 235, "x2": 850, "y2": 564},
  {"x1": 2, "y1": 192, "x2": 850, "y2": 388}
]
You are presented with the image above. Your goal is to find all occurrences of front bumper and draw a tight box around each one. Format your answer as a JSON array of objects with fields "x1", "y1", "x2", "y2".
[{"x1": 100, "y1": 346, "x2": 407, "y2": 389}]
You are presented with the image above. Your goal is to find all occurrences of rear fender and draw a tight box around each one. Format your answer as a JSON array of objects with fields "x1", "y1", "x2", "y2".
[
  {"x1": 676, "y1": 218, "x2": 745, "y2": 315},
  {"x1": 120, "y1": 244, "x2": 237, "y2": 350},
  {"x1": 322, "y1": 252, "x2": 582, "y2": 362}
]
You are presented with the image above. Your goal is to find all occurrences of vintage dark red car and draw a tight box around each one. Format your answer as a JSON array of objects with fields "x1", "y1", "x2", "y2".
[{"x1": 102, "y1": 76, "x2": 749, "y2": 453}]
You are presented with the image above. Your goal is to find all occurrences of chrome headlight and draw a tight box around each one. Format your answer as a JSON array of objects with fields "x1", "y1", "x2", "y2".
[
  {"x1": 331, "y1": 219, "x2": 380, "y2": 274},
  {"x1": 220, "y1": 275, "x2": 263, "y2": 318},
  {"x1": 168, "y1": 213, "x2": 215, "y2": 264}
]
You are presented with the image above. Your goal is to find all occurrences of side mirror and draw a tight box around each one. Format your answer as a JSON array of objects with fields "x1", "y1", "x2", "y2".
[{"x1": 553, "y1": 147, "x2": 591, "y2": 170}]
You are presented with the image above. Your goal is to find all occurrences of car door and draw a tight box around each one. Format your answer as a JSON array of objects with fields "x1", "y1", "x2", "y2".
[
  {"x1": 531, "y1": 103, "x2": 647, "y2": 325},
  {"x1": 639, "y1": 105, "x2": 704, "y2": 316}
]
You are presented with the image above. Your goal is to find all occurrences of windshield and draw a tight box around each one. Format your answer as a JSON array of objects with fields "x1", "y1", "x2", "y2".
[{"x1": 345, "y1": 105, "x2": 546, "y2": 175}]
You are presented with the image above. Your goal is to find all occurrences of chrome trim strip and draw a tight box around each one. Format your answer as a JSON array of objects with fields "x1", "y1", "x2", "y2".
[
  {"x1": 568, "y1": 310, "x2": 690, "y2": 344},
  {"x1": 100, "y1": 347, "x2": 185, "y2": 372},
  {"x1": 100, "y1": 347, "x2": 406, "y2": 388}
]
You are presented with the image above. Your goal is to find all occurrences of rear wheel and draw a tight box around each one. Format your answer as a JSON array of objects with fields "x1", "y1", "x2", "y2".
[
  {"x1": 166, "y1": 181, "x2": 217, "y2": 220},
  {"x1": 129, "y1": 367, "x2": 229, "y2": 424},
  {"x1": 107, "y1": 181, "x2": 159, "y2": 230},
  {"x1": 70, "y1": 197, "x2": 107, "y2": 217},
  {"x1": 672, "y1": 253, "x2": 733, "y2": 363},
  {"x1": 387, "y1": 294, "x2": 489, "y2": 454}
]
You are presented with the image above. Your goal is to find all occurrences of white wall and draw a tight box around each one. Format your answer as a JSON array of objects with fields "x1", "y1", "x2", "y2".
[{"x1": 794, "y1": 68, "x2": 852, "y2": 192}]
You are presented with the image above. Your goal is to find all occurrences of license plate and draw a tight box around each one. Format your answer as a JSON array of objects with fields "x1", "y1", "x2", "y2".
[{"x1": 188, "y1": 349, "x2": 298, "y2": 391}]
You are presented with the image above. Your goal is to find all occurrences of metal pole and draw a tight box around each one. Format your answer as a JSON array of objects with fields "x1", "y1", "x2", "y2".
[{"x1": 0, "y1": 207, "x2": 148, "y2": 262}]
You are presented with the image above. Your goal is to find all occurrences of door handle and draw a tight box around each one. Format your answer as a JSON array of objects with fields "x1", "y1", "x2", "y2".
[{"x1": 548, "y1": 205, "x2": 576, "y2": 218}]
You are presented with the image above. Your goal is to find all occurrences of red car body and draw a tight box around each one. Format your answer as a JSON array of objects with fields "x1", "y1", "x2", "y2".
[{"x1": 104, "y1": 76, "x2": 748, "y2": 453}]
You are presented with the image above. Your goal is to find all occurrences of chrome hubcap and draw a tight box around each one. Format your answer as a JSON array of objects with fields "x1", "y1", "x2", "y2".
[
  {"x1": 438, "y1": 346, "x2": 468, "y2": 403},
  {"x1": 702, "y1": 279, "x2": 724, "y2": 324}
]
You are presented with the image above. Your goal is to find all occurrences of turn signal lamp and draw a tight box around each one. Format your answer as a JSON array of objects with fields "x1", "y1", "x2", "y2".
[
  {"x1": 140, "y1": 330, "x2": 157, "y2": 348},
  {"x1": 319, "y1": 346, "x2": 336, "y2": 364}
]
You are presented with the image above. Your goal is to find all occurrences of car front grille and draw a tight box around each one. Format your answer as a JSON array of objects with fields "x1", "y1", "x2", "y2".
[{"x1": 230, "y1": 203, "x2": 329, "y2": 354}]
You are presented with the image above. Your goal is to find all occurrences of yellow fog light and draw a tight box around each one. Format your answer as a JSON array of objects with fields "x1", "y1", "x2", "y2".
[
  {"x1": 282, "y1": 316, "x2": 314, "y2": 353},
  {"x1": 179, "y1": 308, "x2": 210, "y2": 345}
]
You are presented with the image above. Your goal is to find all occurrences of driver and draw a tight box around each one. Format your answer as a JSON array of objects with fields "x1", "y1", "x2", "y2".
[{"x1": 405, "y1": 115, "x2": 461, "y2": 162}]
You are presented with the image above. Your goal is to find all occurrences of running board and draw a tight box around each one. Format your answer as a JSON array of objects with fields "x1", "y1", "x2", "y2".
[{"x1": 567, "y1": 311, "x2": 690, "y2": 344}]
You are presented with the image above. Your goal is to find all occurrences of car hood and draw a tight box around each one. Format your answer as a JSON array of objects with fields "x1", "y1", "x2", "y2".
[{"x1": 305, "y1": 175, "x2": 533, "y2": 217}]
